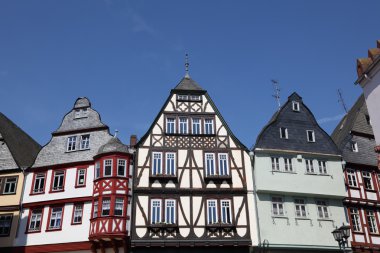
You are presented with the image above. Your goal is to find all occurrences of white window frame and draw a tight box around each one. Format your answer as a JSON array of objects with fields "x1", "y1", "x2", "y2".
[
  {"x1": 294, "y1": 199, "x2": 307, "y2": 218},
  {"x1": 204, "y1": 119, "x2": 214, "y2": 135},
  {"x1": 366, "y1": 210, "x2": 378, "y2": 234},
  {"x1": 80, "y1": 134, "x2": 90, "y2": 150},
  {"x1": 272, "y1": 197, "x2": 284, "y2": 216},
  {"x1": 350, "y1": 208, "x2": 362, "y2": 232},
  {"x1": 362, "y1": 171, "x2": 374, "y2": 190},
  {"x1": 95, "y1": 162, "x2": 100, "y2": 179},
  {"x1": 306, "y1": 130, "x2": 315, "y2": 142},
  {"x1": 192, "y1": 118, "x2": 201, "y2": 135},
  {"x1": 33, "y1": 173, "x2": 45, "y2": 193},
  {"x1": 179, "y1": 117, "x2": 188, "y2": 134},
  {"x1": 305, "y1": 159, "x2": 314, "y2": 174},
  {"x1": 152, "y1": 152, "x2": 162, "y2": 175},
  {"x1": 115, "y1": 198, "x2": 124, "y2": 216},
  {"x1": 101, "y1": 198, "x2": 111, "y2": 216},
  {"x1": 284, "y1": 158, "x2": 293, "y2": 172},
  {"x1": 220, "y1": 199, "x2": 232, "y2": 224},
  {"x1": 166, "y1": 118, "x2": 176, "y2": 134},
  {"x1": 271, "y1": 157, "x2": 280, "y2": 171},
  {"x1": 93, "y1": 201, "x2": 98, "y2": 218},
  {"x1": 117, "y1": 159, "x2": 126, "y2": 177},
  {"x1": 318, "y1": 160, "x2": 327, "y2": 174},
  {"x1": 292, "y1": 101, "x2": 300, "y2": 111},
  {"x1": 52, "y1": 171, "x2": 64, "y2": 191},
  {"x1": 205, "y1": 153, "x2": 216, "y2": 176},
  {"x1": 76, "y1": 169, "x2": 86, "y2": 186},
  {"x1": 165, "y1": 153, "x2": 176, "y2": 176},
  {"x1": 3, "y1": 177, "x2": 17, "y2": 194},
  {"x1": 73, "y1": 204, "x2": 83, "y2": 224},
  {"x1": 67, "y1": 136, "x2": 77, "y2": 151},
  {"x1": 104, "y1": 159, "x2": 113, "y2": 177},
  {"x1": 316, "y1": 200, "x2": 329, "y2": 219},
  {"x1": 347, "y1": 169, "x2": 358, "y2": 187},
  {"x1": 207, "y1": 199, "x2": 218, "y2": 224},
  {"x1": 280, "y1": 127, "x2": 288, "y2": 139},
  {"x1": 165, "y1": 199, "x2": 176, "y2": 224},
  {"x1": 28, "y1": 209, "x2": 42, "y2": 232},
  {"x1": 151, "y1": 199, "x2": 162, "y2": 224},
  {"x1": 218, "y1": 153, "x2": 229, "y2": 176},
  {"x1": 48, "y1": 207, "x2": 63, "y2": 230}
]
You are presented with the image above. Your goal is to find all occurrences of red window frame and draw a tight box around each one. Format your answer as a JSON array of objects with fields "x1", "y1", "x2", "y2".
[
  {"x1": 49, "y1": 170, "x2": 66, "y2": 193},
  {"x1": 30, "y1": 171, "x2": 47, "y2": 195},
  {"x1": 46, "y1": 205, "x2": 64, "y2": 232},
  {"x1": 71, "y1": 203, "x2": 84, "y2": 225},
  {"x1": 26, "y1": 207, "x2": 44, "y2": 234},
  {"x1": 75, "y1": 168, "x2": 87, "y2": 188}
]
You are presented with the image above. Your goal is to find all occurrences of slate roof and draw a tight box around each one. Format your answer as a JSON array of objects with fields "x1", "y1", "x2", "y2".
[
  {"x1": 254, "y1": 92, "x2": 340, "y2": 155},
  {"x1": 97, "y1": 137, "x2": 131, "y2": 156},
  {"x1": 32, "y1": 97, "x2": 113, "y2": 168},
  {"x1": 172, "y1": 76, "x2": 205, "y2": 92},
  {"x1": 0, "y1": 113, "x2": 41, "y2": 171},
  {"x1": 331, "y1": 95, "x2": 377, "y2": 167}
]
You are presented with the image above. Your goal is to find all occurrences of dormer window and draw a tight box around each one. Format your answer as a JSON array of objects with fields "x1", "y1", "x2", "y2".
[
  {"x1": 292, "y1": 101, "x2": 300, "y2": 112},
  {"x1": 280, "y1": 127, "x2": 288, "y2": 139},
  {"x1": 74, "y1": 108, "x2": 88, "y2": 119},
  {"x1": 351, "y1": 141, "x2": 358, "y2": 152},
  {"x1": 306, "y1": 130, "x2": 315, "y2": 142}
]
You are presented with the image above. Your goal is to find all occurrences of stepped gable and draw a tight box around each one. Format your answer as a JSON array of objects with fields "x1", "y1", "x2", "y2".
[
  {"x1": 255, "y1": 92, "x2": 340, "y2": 155},
  {"x1": 356, "y1": 40, "x2": 380, "y2": 80},
  {"x1": 97, "y1": 137, "x2": 131, "y2": 156},
  {"x1": 332, "y1": 95, "x2": 377, "y2": 167},
  {"x1": 0, "y1": 113, "x2": 41, "y2": 170},
  {"x1": 33, "y1": 97, "x2": 112, "y2": 168}
]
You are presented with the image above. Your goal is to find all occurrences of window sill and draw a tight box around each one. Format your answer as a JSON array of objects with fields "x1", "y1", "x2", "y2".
[
  {"x1": 365, "y1": 189, "x2": 377, "y2": 193},
  {"x1": 149, "y1": 175, "x2": 177, "y2": 182},
  {"x1": 347, "y1": 185, "x2": 360, "y2": 189},
  {"x1": 49, "y1": 189, "x2": 64, "y2": 193},
  {"x1": 271, "y1": 215, "x2": 288, "y2": 219},
  {"x1": 26, "y1": 230, "x2": 41, "y2": 234},
  {"x1": 74, "y1": 185, "x2": 86, "y2": 188},
  {"x1": 30, "y1": 191, "x2": 45, "y2": 195},
  {"x1": 164, "y1": 133, "x2": 216, "y2": 137},
  {"x1": 2, "y1": 192, "x2": 16, "y2": 195},
  {"x1": 204, "y1": 175, "x2": 232, "y2": 182},
  {"x1": 317, "y1": 218, "x2": 333, "y2": 222},
  {"x1": 71, "y1": 222, "x2": 82, "y2": 225},
  {"x1": 65, "y1": 148, "x2": 90, "y2": 153},
  {"x1": 46, "y1": 228, "x2": 62, "y2": 232},
  {"x1": 272, "y1": 170, "x2": 296, "y2": 174},
  {"x1": 295, "y1": 217, "x2": 310, "y2": 220}
]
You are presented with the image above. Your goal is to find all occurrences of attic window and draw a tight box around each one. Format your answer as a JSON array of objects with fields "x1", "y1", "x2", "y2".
[
  {"x1": 306, "y1": 130, "x2": 315, "y2": 142},
  {"x1": 351, "y1": 141, "x2": 358, "y2": 152},
  {"x1": 280, "y1": 127, "x2": 288, "y2": 139},
  {"x1": 365, "y1": 115, "x2": 371, "y2": 125},
  {"x1": 292, "y1": 101, "x2": 300, "y2": 112},
  {"x1": 74, "y1": 108, "x2": 88, "y2": 119},
  {"x1": 177, "y1": 95, "x2": 201, "y2": 102}
]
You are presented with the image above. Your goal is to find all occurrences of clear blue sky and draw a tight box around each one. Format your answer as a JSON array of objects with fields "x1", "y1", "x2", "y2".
[{"x1": 1, "y1": 0, "x2": 379, "y2": 148}]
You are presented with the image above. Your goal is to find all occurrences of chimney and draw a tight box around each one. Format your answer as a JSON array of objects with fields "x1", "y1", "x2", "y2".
[{"x1": 130, "y1": 135, "x2": 137, "y2": 147}]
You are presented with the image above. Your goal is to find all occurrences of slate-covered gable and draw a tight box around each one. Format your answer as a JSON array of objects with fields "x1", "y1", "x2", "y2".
[
  {"x1": 32, "y1": 97, "x2": 113, "y2": 168},
  {"x1": 255, "y1": 92, "x2": 340, "y2": 155}
]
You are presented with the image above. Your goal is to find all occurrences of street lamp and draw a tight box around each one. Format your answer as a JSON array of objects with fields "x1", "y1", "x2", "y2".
[{"x1": 332, "y1": 224, "x2": 351, "y2": 252}]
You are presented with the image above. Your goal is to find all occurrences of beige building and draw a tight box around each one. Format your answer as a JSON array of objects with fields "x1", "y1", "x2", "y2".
[{"x1": 0, "y1": 113, "x2": 41, "y2": 252}]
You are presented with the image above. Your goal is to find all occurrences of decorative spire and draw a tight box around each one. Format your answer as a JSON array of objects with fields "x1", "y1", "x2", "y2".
[
  {"x1": 185, "y1": 53, "x2": 190, "y2": 78},
  {"x1": 114, "y1": 129, "x2": 119, "y2": 138}
]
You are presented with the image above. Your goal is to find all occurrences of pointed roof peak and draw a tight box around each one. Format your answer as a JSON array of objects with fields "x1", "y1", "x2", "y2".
[
  {"x1": 74, "y1": 97, "x2": 91, "y2": 109},
  {"x1": 288, "y1": 92, "x2": 302, "y2": 101},
  {"x1": 173, "y1": 76, "x2": 205, "y2": 92}
]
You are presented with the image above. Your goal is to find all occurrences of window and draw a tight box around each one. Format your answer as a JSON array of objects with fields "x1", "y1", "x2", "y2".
[
  {"x1": 80, "y1": 134, "x2": 90, "y2": 150},
  {"x1": 51, "y1": 171, "x2": 65, "y2": 191},
  {"x1": 152, "y1": 152, "x2": 162, "y2": 175},
  {"x1": 295, "y1": 199, "x2": 307, "y2": 218},
  {"x1": 102, "y1": 198, "x2": 111, "y2": 216},
  {"x1": 218, "y1": 154, "x2": 229, "y2": 176},
  {"x1": 205, "y1": 153, "x2": 216, "y2": 176},
  {"x1": 67, "y1": 136, "x2": 77, "y2": 151},
  {"x1": 272, "y1": 197, "x2": 284, "y2": 216},
  {"x1": 280, "y1": 127, "x2": 288, "y2": 139},
  {"x1": 166, "y1": 118, "x2": 176, "y2": 134},
  {"x1": 221, "y1": 200, "x2": 232, "y2": 224},
  {"x1": 95, "y1": 162, "x2": 100, "y2": 179},
  {"x1": 104, "y1": 159, "x2": 112, "y2": 177},
  {"x1": 117, "y1": 159, "x2": 126, "y2": 177},
  {"x1": 165, "y1": 199, "x2": 176, "y2": 224},
  {"x1": 28, "y1": 209, "x2": 42, "y2": 232},
  {"x1": 74, "y1": 108, "x2": 88, "y2": 119},
  {"x1": 115, "y1": 198, "x2": 124, "y2": 216},
  {"x1": 316, "y1": 200, "x2": 329, "y2": 219},
  {"x1": 177, "y1": 94, "x2": 201, "y2": 101},
  {"x1": 365, "y1": 115, "x2": 371, "y2": 125},
  {"x1": 347, "y1": 169, "x2": 358, "y2": 187},
  {"x1": 352, "y1": 141, "x2": 358, "y2": 152},
  {"x1": 93, "y1": 201, "x2": 98, "y2": 218},
  {"x1": 350, "y1": 208, "x2": 362, "y2": 232},
  {"x1": 179, "y1": 117, "x2": 188, "y2": 134},
  {"x1": 48, "y1": 207, "x2": 63, "y2": 230},
  {"x1": 204, "y1": 119, "x2": 214, "y2": 134},
  {"x1": 72, "y1": 204, "x2": 83, "y2": 224},
  {"x1": 207, "y1": 200, "x2": 218, "y2": 224},
  {"x1": 292, "y1": 101, "x2": 300, "y2": 111},
  {"x1": 0, "y1": 215, "x2": 12, "y2": 236},
  {"x1": 189, "y1": 95, "x2": 201, "y2": 101},
  {"x1": 33, "y1": 173, "x2": 45, "y2": 193},
  {"x1": 318, "y1": 161, "x2": 327, "y2": 174},
  {"x1": 284, "y1": 158, "x2": 293, "y2": 172},
  {"x1": 151, "y1": 199, "x2": 162, "y2": 224},
  {"x1": 366, "y1": 210, "x2": 378, "y2": 234},
  {"x1": 306, "y1": 159, "x2": 314, "y2": 173},
  {"x1": 3, "y1": 177, "x2": 17, "y2": 194},
  {"x1": 306, "y1": 130, "x2": 315, "y2": 142},
  {"x1": 76, "y1": 169, "x2": 86, "y2": 187},
  {"x1": 192, "y1": 118, "x2": 201, "y2": 134},
  {"x1": 271, "y1": 157, "x2": 280, "y2": 171},
  {"x1": 165, "y1": 153, "x2": 176, "y2": 176},
  {"x1": 362, "y1": 172, "x2": 374, "y2": 190}
]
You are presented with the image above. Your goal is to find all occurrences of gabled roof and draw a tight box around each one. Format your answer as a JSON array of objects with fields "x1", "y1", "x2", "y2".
[
  {"x1": 97, "y1": 137, "x2": 131, "y2": 156},
  {"x1": 254, "y1": 92, "x2": 340, "y2": 155},
  {"x1": 0, "y1": 113, "x2": 41, "y2": 170},
  {"x1": 172, "y1": 76, "x2": 205, "y2": 92},
  {"x1": 137, "y1": 76, "x2": 247, "y2": 151},
  {"x1": 331, "y1": 94, "x2": 377, "y2": 167}
]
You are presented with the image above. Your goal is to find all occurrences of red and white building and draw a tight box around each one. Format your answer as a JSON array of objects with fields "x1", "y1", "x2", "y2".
[{"x1": 14, "y1": 97, "x2": 134, "y2": 253}]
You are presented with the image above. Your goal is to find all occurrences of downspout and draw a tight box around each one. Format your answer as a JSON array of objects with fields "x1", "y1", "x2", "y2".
[
  {"x1": 249, "y1": 151, "x2": 262, "y2": 251},
  {"x1": 15, "y1": 166, "x2": 27, "y2": 238}
]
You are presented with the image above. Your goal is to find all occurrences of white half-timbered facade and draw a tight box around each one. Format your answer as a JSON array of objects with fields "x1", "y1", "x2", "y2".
[{"x1": 131, "y1": 75, "x2": 256, "y2": 252}]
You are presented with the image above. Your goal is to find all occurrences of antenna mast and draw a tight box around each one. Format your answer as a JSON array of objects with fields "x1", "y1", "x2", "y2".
[
  {"x1": 337, "y1": 89, "x2": 348, "y2": 113},
  {"x1": 271, "y1": 79, "x2": 281, "y2": 110}
]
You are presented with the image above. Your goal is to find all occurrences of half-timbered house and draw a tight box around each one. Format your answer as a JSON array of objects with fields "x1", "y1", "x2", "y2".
[
  {"x1": 332, "y1": 95, "x2": 380, "y2": 251},
  {"x1": 131, "y1": 74, "x2": 256, "y2": 252}
]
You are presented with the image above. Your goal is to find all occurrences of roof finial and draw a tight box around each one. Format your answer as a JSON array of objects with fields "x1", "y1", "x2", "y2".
[
  {"x1": 185, "y1": 53, "x2": 190, "y2": 78},
  {"x1": 114, "y1": 129, "x2": 119, "y2": 138}
]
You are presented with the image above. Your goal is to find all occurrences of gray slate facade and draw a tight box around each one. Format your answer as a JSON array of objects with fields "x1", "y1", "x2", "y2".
[{"x1": 33, "y1": 97, "x2": 113, "y2": 168}]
